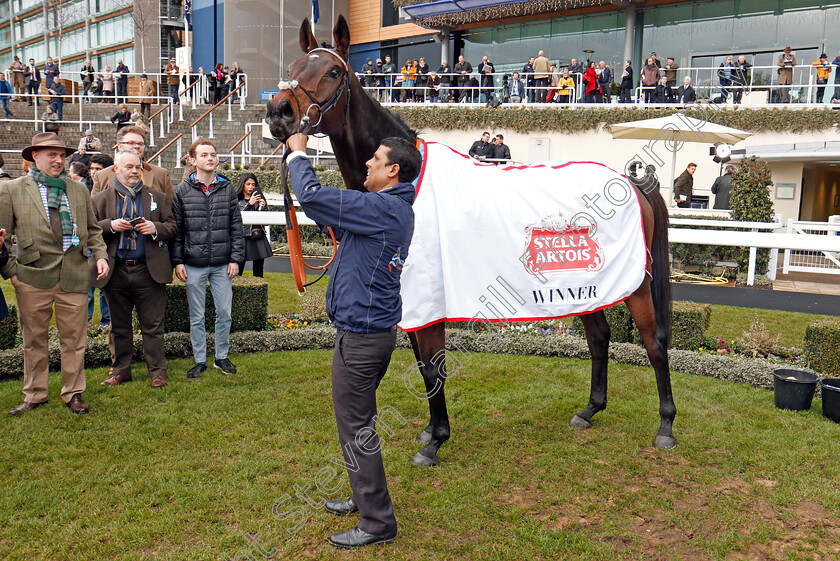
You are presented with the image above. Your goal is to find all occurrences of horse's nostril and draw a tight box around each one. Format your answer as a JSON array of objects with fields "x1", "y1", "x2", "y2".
[{"x1": 279, "y1": 100, "x2": 295, "y2": 121}]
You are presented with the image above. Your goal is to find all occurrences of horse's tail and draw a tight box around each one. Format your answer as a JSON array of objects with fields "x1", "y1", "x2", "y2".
[{"x1": 637, "y1": 182, "x2": 672, "y2": 347}]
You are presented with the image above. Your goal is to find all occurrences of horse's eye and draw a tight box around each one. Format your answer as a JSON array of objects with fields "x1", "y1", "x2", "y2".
[{"x1": 330, "y1": 68, "x2": 341, "y2": 79}]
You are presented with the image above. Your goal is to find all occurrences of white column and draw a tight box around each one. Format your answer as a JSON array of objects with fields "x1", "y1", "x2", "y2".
[{"x1": 623, "y1": 4, "x2": 636, "y2": 69}]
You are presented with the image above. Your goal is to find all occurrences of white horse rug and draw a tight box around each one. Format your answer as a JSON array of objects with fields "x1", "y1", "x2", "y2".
[{"x1": 397, "y1": 142, "x2": 648, "y2": 331}]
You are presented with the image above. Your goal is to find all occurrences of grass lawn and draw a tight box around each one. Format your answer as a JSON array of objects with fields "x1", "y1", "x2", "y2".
[{"x1": 2, "y1": 349, "x2": 840, "y2": 560}]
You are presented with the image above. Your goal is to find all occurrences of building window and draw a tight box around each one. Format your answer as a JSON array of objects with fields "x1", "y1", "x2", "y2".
[{"x1": 382, "y1": 0, "x2": 400, "y2": 27}]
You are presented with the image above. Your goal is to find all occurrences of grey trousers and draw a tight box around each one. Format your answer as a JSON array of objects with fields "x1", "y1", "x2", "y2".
[{"x1": 331, "y1": 327, "x2": 398, "y2": 535}]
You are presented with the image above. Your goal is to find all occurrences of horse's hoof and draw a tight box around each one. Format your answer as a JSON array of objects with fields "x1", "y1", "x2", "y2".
[
  {"x1": 569, "y1": 415, "x2": 592, "y2": 429},
  {"x1": 653, "y1": 435, "x2": 677, "y2": 450},
  {"x1": 411, "y1": 451, "x2": 440, "y2": 467},
  {"x1": 416, "y1": 427, "x2": 433, "y2": 445}
]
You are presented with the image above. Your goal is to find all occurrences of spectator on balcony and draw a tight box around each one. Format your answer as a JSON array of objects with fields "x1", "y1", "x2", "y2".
[
  {"x1": 673, "y1": 162, "x2": 697, "y2": 208},
  {"x1": 813, "y1": 53, "x2": 831, "y2": 103},
  {"x1": 533, "y1": 50, "x2": 551, "y2": 102},
  {"x1": 0, "y1": 72, "x2": 15, "y2": 119},
  {"x1": 641, "y1": 57, "x2": 659, "y2": 104},
  {"x1": 43, "y1": 57, "x2": 59, "y2": 91},
  {"x1": 80, "y1": 60, "x2": 96, "y2": 102},
  {"x1": 222, "y1": 66, "x2": 233, "y2": 98},
  {"x1": 732, "y1": 56, "x2": 752, "y2": 104},
  {"x1": 416, "y1": 57, "x2": 430, "y2": 102},
  {"x1": 361, "y1": 58, "x2": 376, "y2": 91},
  {"x1": 375, "y1": 59, "x2": 385, "y2": 100},
  {"x1": 506, "y1": 71, "x2": 525, "y2": 103},
  {"x1": 650, "y1": 51, "x2": 662, "y2": 68},
  {"x1": 556, "y1": 69, "x2": 575, "y2": 103},
  {"x1": 654, "y1": 76, "x2": 672, "y2": 103},
  {"x1": 235, "y1": 173, "x2": 272, "y2": 279},
  {"x1": 568, "y1": 58, "x2": 583, "y2": 101},
  {"x1": 833, "y1": 54, "x2": 840, "y2": 103},
  {"x1": 522, "y1": 56, "x2": 535, "y2": 102},
  {"x1": 597, "y1": 61, "x2": 612, "y2": 103},
  {"x1": 546, "y1": 63, "x2": 560, "y2": 102},
  {"x1": 717, "y1": 56, "x2": 735, "y2": 102},
  {"x1": 9, "y1": 55, "x2": 25, "y2": 101},
  {"x1": 100, "y1": 65, "x2": 114, "y2": 103},
  {"x1": 230, "y1": 62, "x2": 245, "y2": 97},
  {"x1": 166, "y1": 59, "x2": 180, "y2": 105},
  {"x1": 663, "y1": 57, "x2": 679, "y2": 101},
  {"x1": 400, "y1": 59, "x2": 416, "y2": 103},
  {"x1": 469, "y1": 131, "x2": 493, "y2": 161},
  {"x1": 619, "y1": 60, "x2": 633, "y2": 103},
  {"x1": 777, "y1": 46, "x2": 796, "y2": 103},
  {"x1": 382, "y1": 55, "x2": 398, "y2": 102},
  {"x1": 91, "y1": 76, "x2": 104, "y2": 103},
  {"x1": 138, "y1": 74, "x2": 156, "y2": 120},
  {"x1": 24, "y1": 58, "x2": 40, "y2": 106},
  {"x1": 675, "y1": 76, "x2": 696, "y2": 104},
  {"x1": 478, "y1": 56, "x2": 495, "y2": 104},
  {"x1": 437, "y1": 60, "x2": 452, "y2": 102},
  {"x1": 41, "y1": 105, "x2": 59, "y2": 132},
  {"x1": 582, "y1": 62, "x2": 598, "y2": 103},
  {"x1": 110, "y1": 104, "x2": 132, "y2": 132},
  {"x1": 47, "y1": 73, "x2": 66, "y2": 121},
  {"x1": 454, "y1": 55, "x2": 472, "y2": 103},
  {"x1": 115, "y1": 60, "x2": 129, "y2": 104},
  {"x1": 426, "y1": 71, "x2": 441, "y2": 103}
]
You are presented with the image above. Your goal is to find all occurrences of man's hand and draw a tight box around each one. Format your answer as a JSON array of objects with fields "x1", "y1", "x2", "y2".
[
  {"x1": 286, "y1": 133, "x2": 307, "y2": 153},
  {"x1": 227, "y1": 262, "x2": 239, "y2": 279},
  {"x1": 95, "y1": 259, "x2": 109, "y2": 280},
  {"x1": 111, "y1": 219, "x2": 133, "y2": 232},
  {"x1": 175, "y1": 264, "x2": 187, "y2": 282},
  {"x1": 134, "y1": 218, "x2": 156, "y2": 236}
]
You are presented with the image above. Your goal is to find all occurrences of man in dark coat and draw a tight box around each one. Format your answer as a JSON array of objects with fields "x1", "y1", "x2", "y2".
[
  {"x1": 171, "y1": 138, "x2": 244, "y2": 378},
  {"x1": 711, "y1": 165, "x2": 736, "y2": 209},
  {"x1": 619, "y1": 60, "x2": 633, "y2": 103},
  {"x1": 675, "y1": 76, "x2": 696, "y2": 104},
  {"x1": 285, "y1": 132, "x2": 420, "y2": 549},
  {"x1": 493, "y1": 134, "x2": 511, "y2": 163},
  {"x1": 468, "y1": 131, "x2": 493, "y2": 161},
  {"x1": 674, "y1": 162, "x2": 697, "y2": 208}
]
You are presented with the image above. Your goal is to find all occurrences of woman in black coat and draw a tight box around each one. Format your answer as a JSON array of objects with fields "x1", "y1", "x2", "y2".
[
  {"x1": 110, "y1": 104, "x2": 131, "y2": 131},
  {"x1": 235, "y1": 173, "x2": 273, "y2": 277}
]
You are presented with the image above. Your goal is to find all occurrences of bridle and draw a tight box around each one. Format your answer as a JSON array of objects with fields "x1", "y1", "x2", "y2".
[
  {"x1": 277, "y1": 47, "x2": 351, "y2": 136},
  {"x1": 277, "y1": 47, "x2": 350, "y2": 294}
]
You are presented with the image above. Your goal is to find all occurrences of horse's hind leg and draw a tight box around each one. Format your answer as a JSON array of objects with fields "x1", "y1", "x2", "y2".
[
  {"x1": 625, "y1": 286, "x2": 677, "y2": 449},
  {"x1": 570, "y1": 310, "x2": 610, "y2": 429}
]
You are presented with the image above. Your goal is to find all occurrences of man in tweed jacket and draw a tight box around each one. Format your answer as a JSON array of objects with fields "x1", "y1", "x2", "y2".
[{"x1": 0, "y1": 132, "x2": 109, "y2": 416}]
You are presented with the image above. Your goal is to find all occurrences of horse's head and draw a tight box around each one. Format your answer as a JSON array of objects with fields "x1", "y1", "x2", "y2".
[{"x1": 266, "y1": 15, "x2": 353, "y2": 141}]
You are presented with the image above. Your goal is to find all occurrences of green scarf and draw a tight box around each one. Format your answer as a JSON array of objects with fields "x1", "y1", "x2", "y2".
[{"x1": 30, "y1": 165, "x2": 72, "y2": 236}]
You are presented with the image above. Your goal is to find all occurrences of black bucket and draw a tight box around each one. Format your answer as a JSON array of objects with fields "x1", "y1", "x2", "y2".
[
  {"x1": 820, "y1": 378, "x2": 840, "y2": 423},
  {"x1": 773, "y1": 369, "x2": 818, "y2": 411}
]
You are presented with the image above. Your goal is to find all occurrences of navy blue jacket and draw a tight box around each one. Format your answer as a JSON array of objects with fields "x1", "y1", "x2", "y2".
[{"x1": 288, "y1": 155, "x2": 415, "y2": 333}]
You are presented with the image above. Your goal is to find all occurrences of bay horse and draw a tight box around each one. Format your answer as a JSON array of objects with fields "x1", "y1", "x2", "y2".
[{"x1": 266, "y1": 16, "x2": 677, "y2": 466}]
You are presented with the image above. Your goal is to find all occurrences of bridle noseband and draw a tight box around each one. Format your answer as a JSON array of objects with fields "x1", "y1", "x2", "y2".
[{"x1": 277, "y1": 47, "x2": 351, "y2": 135}]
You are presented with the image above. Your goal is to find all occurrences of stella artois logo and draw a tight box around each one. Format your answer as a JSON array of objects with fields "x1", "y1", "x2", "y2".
[{"x1": 522, "y1": 214, "x2": 604, "y2": 277}]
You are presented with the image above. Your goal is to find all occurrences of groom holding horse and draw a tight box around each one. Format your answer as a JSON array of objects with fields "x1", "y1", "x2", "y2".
[{"x1": 285, "y1": 132, "x2": 421, "y2": 548}]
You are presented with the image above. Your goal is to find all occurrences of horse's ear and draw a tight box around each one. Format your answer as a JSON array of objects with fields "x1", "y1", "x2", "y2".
[
  {"x1": 333, "y1": 15, "x2": 350, "y2": 59},
  {"x1": 299, "y1": 18, "x2": 319, "y2": 53}
]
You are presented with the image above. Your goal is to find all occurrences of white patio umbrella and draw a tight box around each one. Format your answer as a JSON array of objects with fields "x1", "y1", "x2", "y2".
[{"x1": 608, "y1": 114, "x2": 752, "y2": 206}]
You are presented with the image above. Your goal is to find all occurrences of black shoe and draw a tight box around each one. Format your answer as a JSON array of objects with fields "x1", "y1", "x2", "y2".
[
  {"x1": 213, "y1": 358, "x2": 237, "y2": 374},
  {"x1": 328, "y1": 526, "x2": 397, "y2": 549},
  {"x1": 187, "y1": 363, "x2": 207, "y2": 378},
  {"x1": 325, "y1": 498, "x2": 358, "y2": 516}
]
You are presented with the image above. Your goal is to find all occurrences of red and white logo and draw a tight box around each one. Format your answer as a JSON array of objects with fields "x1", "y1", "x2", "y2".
[{"x1": 522, "y1": 214, "x2": 604, "y2": 277}]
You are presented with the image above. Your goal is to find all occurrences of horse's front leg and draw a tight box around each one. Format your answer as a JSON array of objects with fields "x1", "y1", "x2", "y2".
[{"x1": 407, "y1": 323, "x2": 450, "y2": 466}]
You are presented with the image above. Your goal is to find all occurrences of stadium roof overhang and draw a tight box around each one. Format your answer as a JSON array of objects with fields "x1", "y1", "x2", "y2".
[
  {"x1": 731, "y1": 141, "x2": 840, "y2": 163},
  {"x1": 402, "y1": 0, "x2": 619, "y2": 28}
]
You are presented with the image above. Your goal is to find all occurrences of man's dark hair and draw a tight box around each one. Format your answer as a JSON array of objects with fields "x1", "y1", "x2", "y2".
[
  {"x1": 90, "y1": 153, "x2": 114, "y2": 168},
  {"x1": 380, "y1": 137, "x2": 422, "y2": 184},
  {"x1": 69, "y1": 161, "x2": 89, "y2": 178},
  {"x1": 496, "y1": 134, "x2": 504, "y2": 141}
]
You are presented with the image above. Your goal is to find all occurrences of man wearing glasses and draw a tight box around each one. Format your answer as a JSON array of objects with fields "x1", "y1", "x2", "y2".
[{"x1": 91, "y1": 126, "x2": 174, "y2": 201}]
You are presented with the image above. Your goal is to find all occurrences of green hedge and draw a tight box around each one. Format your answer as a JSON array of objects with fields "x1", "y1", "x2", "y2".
[
  {"x1": 805, "y1": 318, "x2": 840, "y2": 376},
  {"x1": 0, "y1": 305, "x2": 18, "y2": 350},
  {"x1": 390, "y1": 107, "x2": 840, "y2": 135},
  {"x1": 164, "y1": 276, "x2": 268, "y2": 334},
  {"x1": 572, "y1": 300, "x2": 710, "y2": 350}
]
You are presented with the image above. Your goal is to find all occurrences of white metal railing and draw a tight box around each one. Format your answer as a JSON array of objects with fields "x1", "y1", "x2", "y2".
[
  {"x1": 73, "y1": 71, "x2": 248, "y2": 105},
  {"x1": 783, "y1": 218, "x2": 840, "y2": 275},
  {"x1": 357, "y1": 63, "x2": 839, "y2": 106}
]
